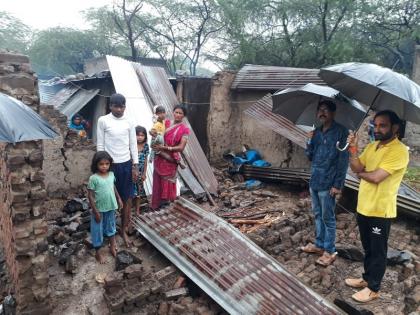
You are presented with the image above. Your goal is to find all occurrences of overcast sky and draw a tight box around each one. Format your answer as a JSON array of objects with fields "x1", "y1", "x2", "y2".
[{"x1": 2, "y1": 0, "x2": 113, "y2": 30}]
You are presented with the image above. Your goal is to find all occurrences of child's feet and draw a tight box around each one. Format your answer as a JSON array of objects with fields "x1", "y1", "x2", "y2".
[
  {"x1": 122, "y1": 231, "x2": 131, "y2": 248},
  {"x1": 110, "y1": 237, "x2": 117, "y2": 257},
  {"x1": 136, "y1": 208, "x2": 141, "y2": 216},
  {"x1": 95, "y1": 249, "x2": 105, "y2": 264}
]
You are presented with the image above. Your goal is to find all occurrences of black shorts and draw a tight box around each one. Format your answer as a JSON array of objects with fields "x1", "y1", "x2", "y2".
[{"x1": 112, "y1": 160, "x2": 134, "y2": 202}]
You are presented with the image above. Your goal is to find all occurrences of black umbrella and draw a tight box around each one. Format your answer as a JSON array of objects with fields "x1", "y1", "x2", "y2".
[
  {"x1": 319, "y1": 62, "x2": 420, "y2": 124},
  {"x1": 272, "y1": 83, "x2": 367, "y2": 130},
  {"x1": 0, "y1": 92, "x2": 59, "y2": 143},
  {"x1": 319, "y1": 62, "x2": 420, "y2": 150}
]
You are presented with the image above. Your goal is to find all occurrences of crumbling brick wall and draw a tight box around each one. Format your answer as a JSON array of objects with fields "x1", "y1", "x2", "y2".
[
  {"x1": 0, "y1": 51, "x2": 50, "y2": 313},
  {"x1": 207, "y1": 71, "x2": 310, "y2": 168},
  {"x1": 40, "y1": 105, "x2": 95, "y2": 198}
]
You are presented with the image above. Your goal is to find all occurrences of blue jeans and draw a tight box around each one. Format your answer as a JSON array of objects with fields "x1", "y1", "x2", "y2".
[
  {"x1": 91, "y1": 210, "x2": 116, "y2": 249},
  {"x1": 310, "y1": 188, "x2": 336, "y2": 254}
]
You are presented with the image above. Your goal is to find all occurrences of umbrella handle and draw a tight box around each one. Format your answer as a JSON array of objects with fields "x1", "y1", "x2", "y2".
[{"x1": 336, "y1": 141, "x2": 349, "y2": 151}]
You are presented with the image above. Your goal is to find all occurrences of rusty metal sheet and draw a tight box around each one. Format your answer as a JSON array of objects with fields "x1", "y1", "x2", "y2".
[
  {"x1": 231, "y1": 64, "x2": 325, "y2": 91},
  {"x1": 58, "y1": 88, "x2": 100, "y2": 118},
  {"x1": 242, "y1": 165, "x2": 420, "y2": 216},
  {"x1": 244, "y1": 94, "x2": 308, "y2": 148},
  {"x1": 48, "y1": 85, "x2": 79, "y2": 108},
  {"x1": 133, "y1": 64, "x2": 218, "y2": 196},
  {"x1": 133, "y1": 197, "x2": 342, "y2": 315}
]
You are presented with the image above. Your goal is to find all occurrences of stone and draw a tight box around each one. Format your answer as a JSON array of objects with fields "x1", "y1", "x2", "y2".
[
  {"x1": 115, "y1": 250, "x2": 142, "y2": 271},
  {"x1": 169, "y1": 303, "x2": 187, "y2": 314},
  {"x1": 165, "y1": 287, "x2": 188, "y2": 300},
  {"x1": 158, "y1": 302, "x2": 169, "y2": 315},
  {"x1": 104, "y1": 272, "x2": 124, "y2": 291},
  {"x1": 66, "y1": 222, "x2": 79, "y2": 233},
  {"x1": 387, "y1": 248, "x2": 412, "y2": 266},
  {"x1": 65, "y1": 255, "x2": 77, "y2": 274},
  {"x1": 64, "y1": 198, "x2": 84, "y2": 214},
  {"x1": 173, "y1": 276, "x2": 187, "y2": 289},
  {"x1": 28, "y1": 150, "x2": 43, "y2": 164},
  {"x1": 104, "y1": 290, "x2": 125, "y2": 311},
  {"x1": 336, "y1": 244, "x2": 364, "y2": 262},
  {"x1": 154, "y1": 266, "x2": 176, "y2": 281},
  {"x1": 124, "y1": 263, "x2": 143, "y2": 279}
]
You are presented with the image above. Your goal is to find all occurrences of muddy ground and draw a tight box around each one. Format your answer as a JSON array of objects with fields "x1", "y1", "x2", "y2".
[{"x1": 4, "y1": 166, "x2": 417, "y2": 314}]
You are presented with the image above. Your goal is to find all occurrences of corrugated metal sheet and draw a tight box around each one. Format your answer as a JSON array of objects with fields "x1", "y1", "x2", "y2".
[
  {"x1": 46, "y1": 85, "x2": 79, "y2": 108},
  {"x1": 38, "y1": 83, "x2": 66, "y2": 105},
  {"x1": 231, "y1": 64, "x2": 325, "y2": 91},
  {"x1": 244, "y1": 94, "x2": 308, "y2": 148},
  {"x1": 58, "y1": 89, "x2": 100, "y2": 118},
  {"x1": 242, "y1": 165, "x2": 420, "y2": 216},
  {"x1": 133, "y1": 197, "x2": 342, "y2": 315},
  {"x1": 133, "y1": 64, "x2": 218, "y2": 196}
]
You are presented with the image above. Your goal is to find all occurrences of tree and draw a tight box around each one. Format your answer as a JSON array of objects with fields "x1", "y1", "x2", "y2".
[
  {"x1": 362, "y1": 0, "x2": 420, "y2": 74},
  {"x1": 28, "y1": 28, "x2": 113, "y2": 76},
  {"x1": 0, "y1": 11, "x2": 31, "y2": 53}
]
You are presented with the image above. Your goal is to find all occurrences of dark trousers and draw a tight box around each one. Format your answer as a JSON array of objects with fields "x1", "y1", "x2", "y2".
[{"x1": 357, "y1": 213, "x2": 392, "y2": 292}]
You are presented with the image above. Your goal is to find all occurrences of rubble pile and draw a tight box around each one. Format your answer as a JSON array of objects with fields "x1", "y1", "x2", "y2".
[
  {"x1": 103, "y1": 255, "x2": 225, "y2": 315},
  {"x1": 47, "y1": 198, "x2": 91, "y2": 274},
  {"x1": 212, "y1": 167, "x2": 420, "y2": 314}
]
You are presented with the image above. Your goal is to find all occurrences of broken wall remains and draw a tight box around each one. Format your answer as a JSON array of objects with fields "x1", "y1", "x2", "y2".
[
  {"x1": 0, "y1": 51, "x2": 50, "y2": 313},
  {"x1": 207, "y1": 71, "x2": 309, "y2": 168}
]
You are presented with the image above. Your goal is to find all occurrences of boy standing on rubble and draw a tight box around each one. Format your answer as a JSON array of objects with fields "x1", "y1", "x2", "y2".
[
  {"x1": 97, "y1": 93, "x2": 138, "y2": 247},
  {"x1": 301, "y1": 100, "x2": 349, "y2": 266}
]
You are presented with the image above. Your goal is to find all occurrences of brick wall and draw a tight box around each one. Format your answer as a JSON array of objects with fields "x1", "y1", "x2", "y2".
[{"x1": 0, "y1": 51, "x2": 50, "y2": 314}]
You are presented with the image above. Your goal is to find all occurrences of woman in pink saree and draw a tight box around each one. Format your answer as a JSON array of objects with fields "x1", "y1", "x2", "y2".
[{"x1": 151, "y1": 105, "x2": 190, "y2": 210}]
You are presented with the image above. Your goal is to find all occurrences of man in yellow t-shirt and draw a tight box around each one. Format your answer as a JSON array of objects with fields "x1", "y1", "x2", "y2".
[{"x1": 345, "y1": 110, "x2": 409, "y2": 303}]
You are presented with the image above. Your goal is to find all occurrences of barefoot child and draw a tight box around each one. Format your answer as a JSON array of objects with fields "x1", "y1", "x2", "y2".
[
  {"x1": 133, "y1": 126, "x2": 149, "y2": 215},
  {"x1": 87, "y1": 151, "x2": 123, "y2": 263}
]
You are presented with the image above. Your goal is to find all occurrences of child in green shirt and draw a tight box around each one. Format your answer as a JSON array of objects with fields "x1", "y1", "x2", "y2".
[{"x1": 87, "y1": 151, "x2": 123, "y2": 263}]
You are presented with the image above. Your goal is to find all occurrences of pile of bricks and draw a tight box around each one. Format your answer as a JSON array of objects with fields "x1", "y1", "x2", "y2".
[{"x1": 0, "y1": 51, "x2": 50, "y2": 314}]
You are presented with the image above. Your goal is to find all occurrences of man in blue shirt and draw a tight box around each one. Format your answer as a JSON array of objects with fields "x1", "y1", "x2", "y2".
[{"x1": 301, "y1": 100, "x2": 349, "y2": 266}]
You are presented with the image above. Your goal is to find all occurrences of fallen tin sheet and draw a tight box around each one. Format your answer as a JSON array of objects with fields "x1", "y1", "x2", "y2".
[
  {"x1": 134, "y1": 65, "x2": 218, "y2": 196},
  {"x1": 242, "y1": 165, "x2": 420, "y2": 217},
  {"x1": 133, "y1": 197, "x2": 343, "y2": 315}
]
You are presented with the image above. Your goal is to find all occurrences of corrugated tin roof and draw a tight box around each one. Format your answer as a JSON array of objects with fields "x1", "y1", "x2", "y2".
[
  {"x1": 58, "y1": 89, "x2": 100, "y2": 118},
  {"x1": 134, "y1": 64, "x2": 218, "y2": 196},
  {"x1": 48, "y1": 85, "x2": 80, "y2": 109},
  {"x1": 38, "y1": 83, "x2": 66, "y2": 105},
  {"x1": 231, "y1": 64, "x2": 325, "y2": 91},
  {"x1": 244, "y1": 94, "x2": 308, "y2": 148},
  {"x1": 133, "y1": 197, "x2": 342, "y2": 315}
]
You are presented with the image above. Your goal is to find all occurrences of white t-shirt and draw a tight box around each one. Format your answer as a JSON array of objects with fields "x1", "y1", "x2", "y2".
[{"x1": 96, "y1": 113, "x2": 138, "y2": 164}]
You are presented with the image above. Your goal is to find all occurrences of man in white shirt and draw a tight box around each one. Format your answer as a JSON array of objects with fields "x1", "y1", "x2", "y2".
[{"x1": 97, "y1": 93, "x2": 138, "y2": 247}]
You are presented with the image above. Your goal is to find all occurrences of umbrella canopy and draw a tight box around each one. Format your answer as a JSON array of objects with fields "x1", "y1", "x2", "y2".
[
  {"x1": 319, "y1": 62, "x2": 420, "y2": 124},
  {"x1": 272, "y1": 83, "x2": 367, "y2": 130},
  {"x1": 0, "y1": 92, "x2": 59, "y2": 143}
]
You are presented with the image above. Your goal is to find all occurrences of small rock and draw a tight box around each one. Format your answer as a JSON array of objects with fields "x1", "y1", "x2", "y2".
[
  {"x1": 65, "y1": 255, "x2": 77, "y2": 274},
  {"x1": 387, "y1": 248, "x2": 412, "y2": 266},
  {"x1": 115, "y1": 250, "x2": 142, "y2": 271},
  {"x1": 336, "y1": 244, "x2": 364, "y2": 262}
]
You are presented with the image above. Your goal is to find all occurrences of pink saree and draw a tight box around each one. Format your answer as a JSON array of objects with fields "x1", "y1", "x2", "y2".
[{"x1": 151, "y1": 120, "x2": 190, "y2": 209}]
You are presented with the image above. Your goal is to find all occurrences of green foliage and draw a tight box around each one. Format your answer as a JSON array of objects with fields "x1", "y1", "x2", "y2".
[
  {"x1": 0, "y1": 11, "x2": 31, "y2": 53},
  {"x1": 28, "y1": 28, "x2": 113, "y2": 75}
]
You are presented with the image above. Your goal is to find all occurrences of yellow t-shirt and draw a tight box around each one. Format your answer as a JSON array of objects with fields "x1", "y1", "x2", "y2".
[
  {"x1": 153, "y1": 121, "x2": 165, "y2": 135},
  {"x1": 357, "y1": 138, "x2": 409, "y2": 218}
]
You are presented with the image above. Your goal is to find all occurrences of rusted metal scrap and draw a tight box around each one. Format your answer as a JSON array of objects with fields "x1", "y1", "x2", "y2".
[{"x1": 133, "y1": 197, "x2": 342, "y2": 315}]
